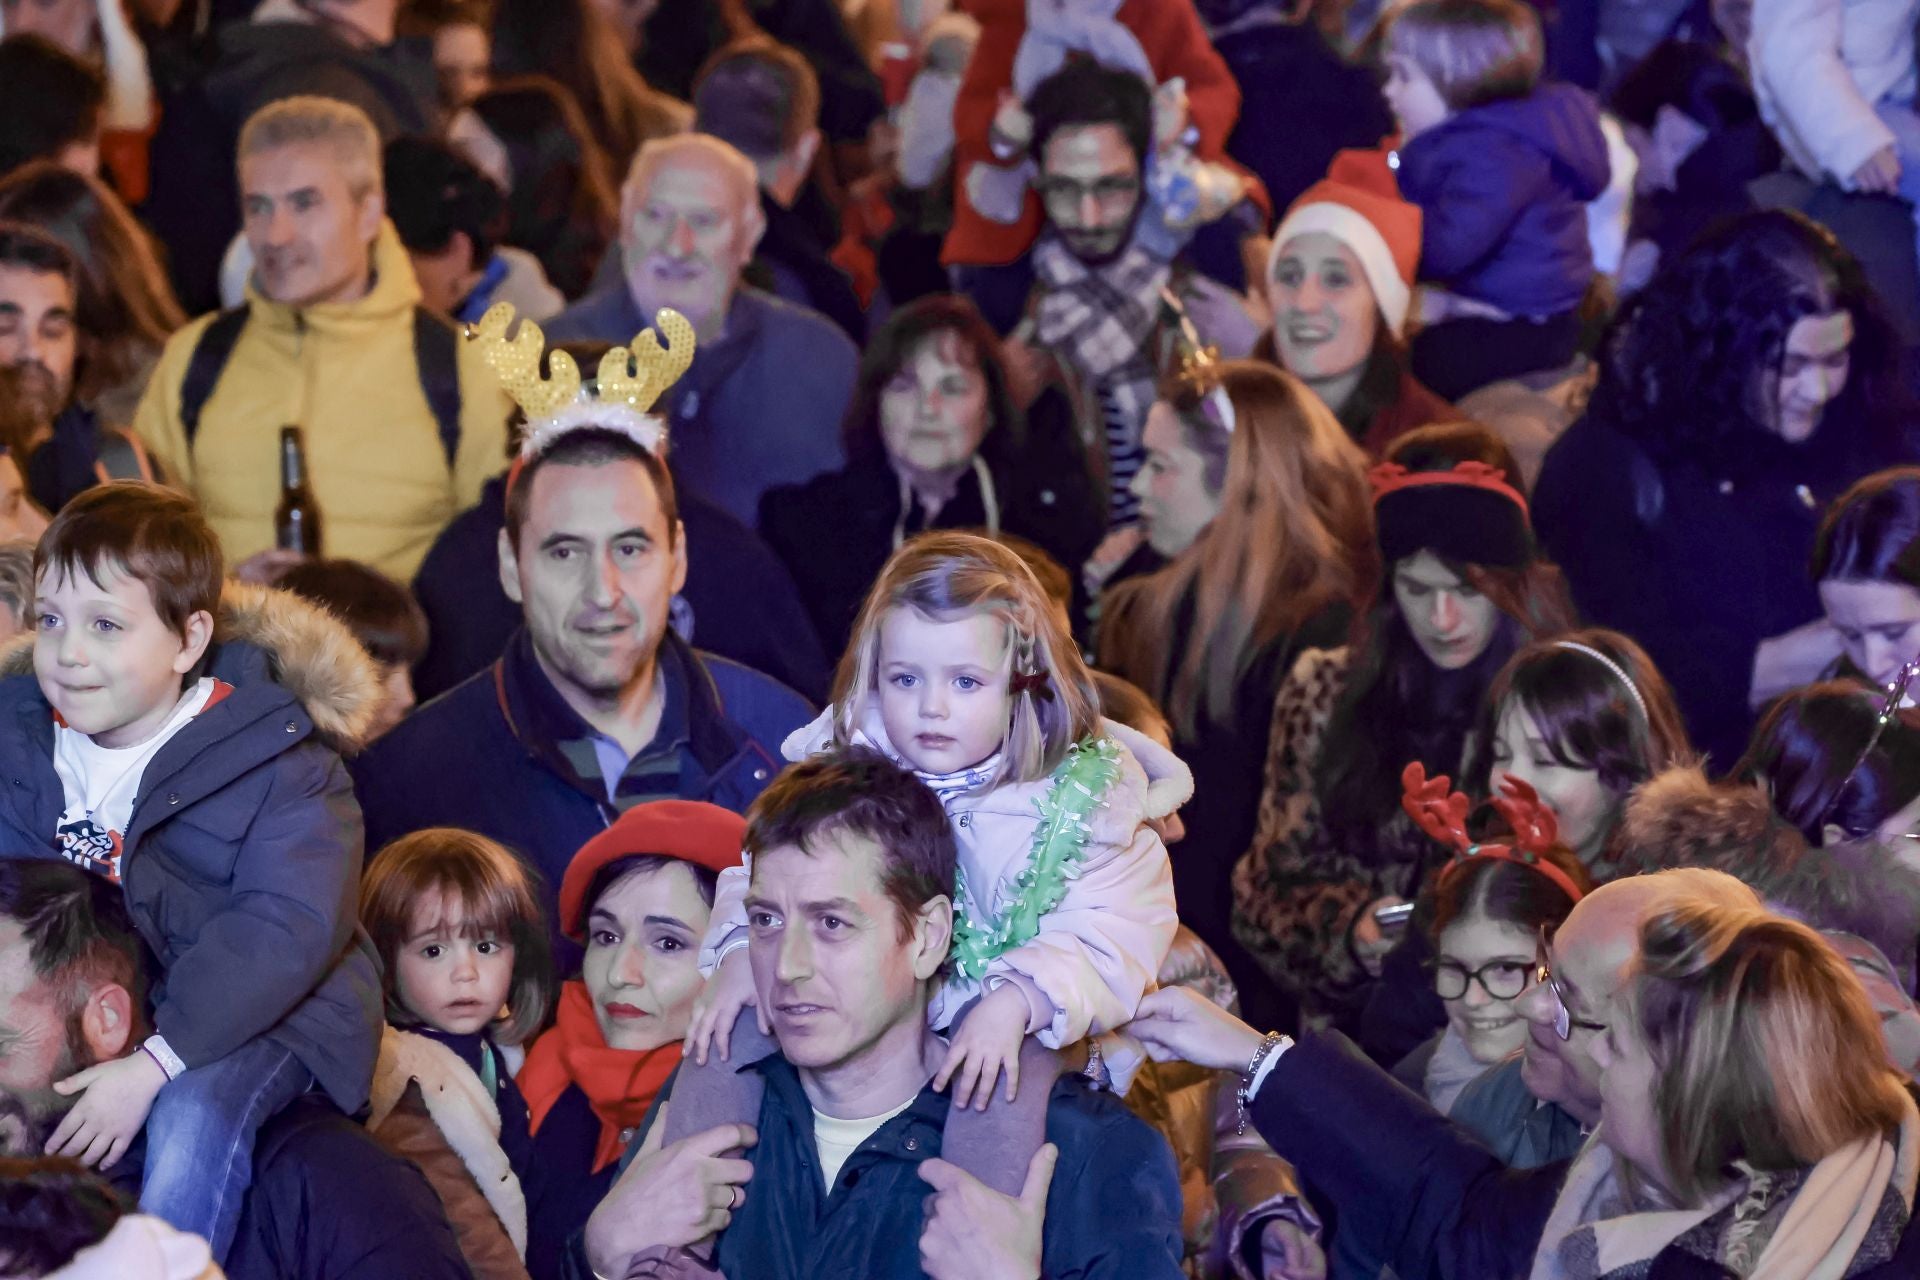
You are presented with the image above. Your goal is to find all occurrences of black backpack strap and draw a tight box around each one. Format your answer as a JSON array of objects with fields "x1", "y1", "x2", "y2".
[
  {"x1": 178, "y1": 307, "x2": 251, "y2": 450},
  {"x1": 412, "y1": 307, "x2": 463, "y2": 469}
]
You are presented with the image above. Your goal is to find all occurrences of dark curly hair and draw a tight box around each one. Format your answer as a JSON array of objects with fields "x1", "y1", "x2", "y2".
[{"x1": 1585, "y1": 210, "x2": 1902, "y2": 468}]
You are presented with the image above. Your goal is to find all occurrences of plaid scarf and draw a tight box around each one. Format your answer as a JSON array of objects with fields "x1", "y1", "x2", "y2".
[{"x1": 1032, "y1": 235, "x2": 1173, "y2": 523}]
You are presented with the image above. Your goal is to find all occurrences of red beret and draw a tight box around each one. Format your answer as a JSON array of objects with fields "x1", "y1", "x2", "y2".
[{"x1": 559, "y1": 800, "x2": 747, "y2": 941}]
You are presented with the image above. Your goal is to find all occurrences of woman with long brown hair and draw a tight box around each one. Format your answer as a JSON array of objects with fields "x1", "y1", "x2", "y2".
[
  {"x1": 1099, "y1": 359, "x2": 1376, "y2": 1029},
  {"x1": 0, "y1": 159, "x2": 184, "y2": 426},
  {"x1": 1231, "y1": 422, "x2": 1576, "y2": 1029}
]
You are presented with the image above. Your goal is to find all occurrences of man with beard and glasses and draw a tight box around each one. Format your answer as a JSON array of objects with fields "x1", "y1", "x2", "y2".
[
  {"x1": 352, "y1": 424, "x2": 813, "y2": 973},
  {"x1": 1000, "y1": 61, "x2": 1260, "y2": 592},
  {"x1": 132, "y1": 96, "x2": 508, "y2": 583},
  {"x1": 0, "y1": 860, "x2": 472, "y2": 1280},
  {"x1": 0, "y1": 223, "x2": 157, "y2": 516},
  {"x1": 546, "y1": 134, "x2": 857, "y2": 530}
]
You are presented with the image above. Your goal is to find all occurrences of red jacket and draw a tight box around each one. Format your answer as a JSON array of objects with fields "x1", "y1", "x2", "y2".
[{"x1": 942, "y1": 0, "x2": 1257, "y2": 267}]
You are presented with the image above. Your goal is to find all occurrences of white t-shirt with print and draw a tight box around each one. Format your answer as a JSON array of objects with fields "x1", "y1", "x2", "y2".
[{"x1": 53, "y1": 678, "x2": 219, "y2": 884}]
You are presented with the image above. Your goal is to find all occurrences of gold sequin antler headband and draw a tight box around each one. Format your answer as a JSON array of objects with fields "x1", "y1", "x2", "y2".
[{"x1": 466, "y1": 303, "x2": 697, "y2": 482}]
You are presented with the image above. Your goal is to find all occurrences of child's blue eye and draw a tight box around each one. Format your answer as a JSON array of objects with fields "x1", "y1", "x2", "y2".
[
  {"x1": 890, "y1": 673, "x2": 918, "y2": 689},
  {"x1": 954, "y1": 676, "x2": 981, "y2": 691},
  {"x1": 90, "y1": 619, "x2": 118, "y2": 634}
]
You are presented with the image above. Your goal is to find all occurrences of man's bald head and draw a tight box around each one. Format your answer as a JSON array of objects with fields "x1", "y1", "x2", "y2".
[
  {"x1": 619, "y1": 134, "x2": 766, "y2": 341},
  {"x1": 1514, "y1": 870, "x2": 1758, "y2": 1125}
]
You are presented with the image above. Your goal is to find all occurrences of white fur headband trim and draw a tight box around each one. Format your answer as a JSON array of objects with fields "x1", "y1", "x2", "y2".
[
  {"x1": 1268, "y1": 201, "x2": 1412, "y2": 339},
  {"x1": 518, "y1": 400, "x2": 668, "y2": 462}
]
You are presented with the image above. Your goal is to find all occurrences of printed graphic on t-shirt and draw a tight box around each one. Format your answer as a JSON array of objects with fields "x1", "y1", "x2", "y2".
[{"x1": 57, "y1": 814, "x2": 123, "y2": 883}]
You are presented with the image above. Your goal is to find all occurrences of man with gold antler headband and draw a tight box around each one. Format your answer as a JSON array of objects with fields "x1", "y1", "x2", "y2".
[
  {"x1": 352, "y1": 302, "x2": 814, "y2": 973},
  {"x1": 546, "y1": 133, "x2": 858, "y2": 530}
]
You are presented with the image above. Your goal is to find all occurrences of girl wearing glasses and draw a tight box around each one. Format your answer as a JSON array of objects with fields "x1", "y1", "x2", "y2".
[{"x1": 1399, "y1": 843, "x2": 1591, "y2": 1114}]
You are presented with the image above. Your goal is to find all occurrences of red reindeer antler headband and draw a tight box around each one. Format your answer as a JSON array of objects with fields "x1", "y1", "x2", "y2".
[{"x1": 1400, "y1": 762, "x2": 1585, "y2": 902}]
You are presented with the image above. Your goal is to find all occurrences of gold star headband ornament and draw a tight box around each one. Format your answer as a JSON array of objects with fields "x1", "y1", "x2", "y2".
[{"x1": 465, "y1": 302, "x2": 697, "y2": 464}]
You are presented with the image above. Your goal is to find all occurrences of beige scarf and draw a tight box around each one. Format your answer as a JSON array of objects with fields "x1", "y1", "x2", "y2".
[{"x1": 1530, "y1": 1092, "x2": 1919, "y2": 1280}]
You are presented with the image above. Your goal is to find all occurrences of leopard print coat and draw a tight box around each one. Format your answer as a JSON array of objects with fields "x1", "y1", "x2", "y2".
[{"x1": 1230, "y1": 646, "x2": 1439, "y2": 1021}]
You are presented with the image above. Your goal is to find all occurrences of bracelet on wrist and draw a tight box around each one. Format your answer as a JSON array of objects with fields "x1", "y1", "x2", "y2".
[{"x1": 1235, "y1": 1032, "x2": 1287, "y2": 1134}]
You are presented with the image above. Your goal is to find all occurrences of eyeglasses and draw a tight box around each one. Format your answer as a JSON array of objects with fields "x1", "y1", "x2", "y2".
[
  {"x1": 1430, "y1": 957, "x2": 1536, "y2": 1001},
  {"x1": 1536, "y1": 925, "x2": 1607, "y2": 1042},
  {"x1": 1036, "y1": 175, "x2": 1141, "y2": 214},
  {"x1": 1816, "y1": 659, "x2": 1920, "y2": 837}
]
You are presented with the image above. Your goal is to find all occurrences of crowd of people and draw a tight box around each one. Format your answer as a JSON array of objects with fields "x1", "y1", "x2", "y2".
[{"x1": 3, "y1": 0, "x2": 1920, "y2": 1277}]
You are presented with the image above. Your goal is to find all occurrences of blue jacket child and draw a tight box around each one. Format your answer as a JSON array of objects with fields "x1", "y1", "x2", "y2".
[
  {"x1": 0, "y1": 485, "x2": 382, "y2": 1264},
  {"x1": 1396, "y1": 81, "x2": 1612, "y2": 319}
]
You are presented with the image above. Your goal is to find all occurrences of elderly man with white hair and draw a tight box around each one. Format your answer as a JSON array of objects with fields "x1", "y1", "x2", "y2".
[{"x1": 547, "y1": 133, "x2": 858, "y2": 529}]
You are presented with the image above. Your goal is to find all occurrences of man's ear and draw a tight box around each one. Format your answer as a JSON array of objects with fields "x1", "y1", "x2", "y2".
[
  {"x1": 668, "y1": 519, "x2": 688, "y2": 595},
  {"x1": 78, "y1": 982, "x2": 135, "y2": 1062},
  {"x1": 497, "y1": 527, "x2": 524, "y2": 605},
  {"x1": 910, "y1": 894, "x2": 954, "y2": 982},
  {"x1": 738, "y1": 193, "x2": 768, "y2": 259},
  {"x1": 449, "y1": 228, "x2": 478, "y2": 277},
  {"x1": 789, "y1": 129, "x2": 822, "y2": 185},
  {"x1": 358, "y1": 190, "x2": 387, "y2": 247},
  {"x1": 172, "y1": 609, "x2": 216, "y2": 676}
]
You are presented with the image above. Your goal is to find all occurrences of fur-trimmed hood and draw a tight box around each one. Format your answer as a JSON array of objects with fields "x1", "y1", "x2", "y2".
[
  {"x1": 1622, "y1": 765, "x2": 1920, "y2": 975},
  {"x1": 2, "y1": 580, "x2": 382, "y2": 753}
]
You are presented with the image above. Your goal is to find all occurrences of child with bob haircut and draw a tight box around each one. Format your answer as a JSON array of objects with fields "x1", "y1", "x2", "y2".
[
  {"x1": 0, "y1": 481, "x2": 383, "y2": 1263},
  {"x1": 360, "y1": 828, "x2": 554, "y2": 1280},
  {"x1": 1381, "y1": 0, "x2": 1611, "y2": 401},
  {"x1": 675, "y1": 530, "x2": 1188, "y2": 1198}
]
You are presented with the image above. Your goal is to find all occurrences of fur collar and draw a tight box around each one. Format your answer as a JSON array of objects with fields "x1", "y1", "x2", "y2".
[
  {"x1": 1, "y1": 581, "x2": 382, "y2": 753},
  {"x1": 367, "y1": 1025, "x2": 527, "y2": 1255},
  {"x1": 1622, "y1": 766, "x2": 1920, "y2": 972}
]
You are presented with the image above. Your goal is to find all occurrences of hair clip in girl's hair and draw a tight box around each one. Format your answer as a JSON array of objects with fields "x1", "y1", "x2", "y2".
[
  {"x1": 1399, "y1": 763, "x2": 1584, "y2": 901},
  {"x1": 1011, "y1": 668, "x2": 1055, "y2": 701}
]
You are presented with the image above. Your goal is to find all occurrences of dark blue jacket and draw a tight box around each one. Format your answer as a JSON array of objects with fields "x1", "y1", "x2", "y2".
[
  {"x1": 352, "y1": 627, "x2": 811, "y2": 969},
  {"x1": 545, "y1": 285, "x2": 857, "y2": 530},
  {"x1": 0, "y1": 586, "x2": 382, "y2": 1112},
  {"x1": 565, "y1": 1052, "x2": 1187, "y2": 1280},
  {"x1": 101, "y1": 1096, "x2": 474, "y2": 1280},
  {"x1": 1396, "y1": 84, "x2": 1610, "y2": 317},
  {"x1": 410, "y1": 473, "x2": 830, "y2": 704},
  {"x1": 1254, "y1": 1032, "x2": 1920, "y2": 1279}
]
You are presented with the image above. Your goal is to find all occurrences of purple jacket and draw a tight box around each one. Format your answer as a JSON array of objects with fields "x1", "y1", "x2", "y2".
[{"x1": 1396, "y1": 84, "x2": 1610, "y2": 318}]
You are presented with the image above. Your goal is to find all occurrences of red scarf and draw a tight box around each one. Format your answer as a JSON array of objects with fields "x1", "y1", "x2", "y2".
[{"x1": 518, "y1": 980, "x2": 681, "y2": 1173}]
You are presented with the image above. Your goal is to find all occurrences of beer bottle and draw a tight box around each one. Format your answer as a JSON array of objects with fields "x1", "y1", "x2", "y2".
[{"x1": 274, "y1": 426, "x2": 322, "y2": 555}]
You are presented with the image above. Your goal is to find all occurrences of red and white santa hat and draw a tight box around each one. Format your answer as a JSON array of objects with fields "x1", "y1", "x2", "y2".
[{"x1": 1266, "y1": 148, "x2": 1423, "y2": 339}]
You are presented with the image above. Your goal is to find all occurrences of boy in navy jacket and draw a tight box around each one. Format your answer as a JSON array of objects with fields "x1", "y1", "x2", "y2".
[{"x1": 0, "y1": 482, "x2": 382, "y2": 1264}]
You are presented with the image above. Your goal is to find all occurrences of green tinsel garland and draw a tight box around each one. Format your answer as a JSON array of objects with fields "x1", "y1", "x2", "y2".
[{"x1": 949, "y1": 735, "x2": 1123, "y2": 983}]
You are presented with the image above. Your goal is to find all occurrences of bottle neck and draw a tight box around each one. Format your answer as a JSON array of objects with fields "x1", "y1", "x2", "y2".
[{"x1": 280, "y1": 430, "x2": 307, "y2": 490}]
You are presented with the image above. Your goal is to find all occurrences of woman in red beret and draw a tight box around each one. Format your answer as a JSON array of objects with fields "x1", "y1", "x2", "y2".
[{"x1": 517, "y1": 800, "x2": 746, "y2": 1280}]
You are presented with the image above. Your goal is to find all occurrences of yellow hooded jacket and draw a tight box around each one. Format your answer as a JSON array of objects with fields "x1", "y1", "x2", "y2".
[{"x1": 135, "y1": 221, "x2": 510, "y2": 581}]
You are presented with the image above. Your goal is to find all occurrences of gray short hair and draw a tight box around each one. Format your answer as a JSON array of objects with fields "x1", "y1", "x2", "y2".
[
  {"x1": 0, "y1": 538, "x2": 35, "y2": 626},
  {"x1": 237, "y1": 96, "x2": 383, "y2": 200}
]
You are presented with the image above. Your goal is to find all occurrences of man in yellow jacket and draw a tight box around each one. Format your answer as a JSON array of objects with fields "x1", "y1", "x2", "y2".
[{"x1": 134, "y1": 95, "x2": 508, "y2": 582}]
